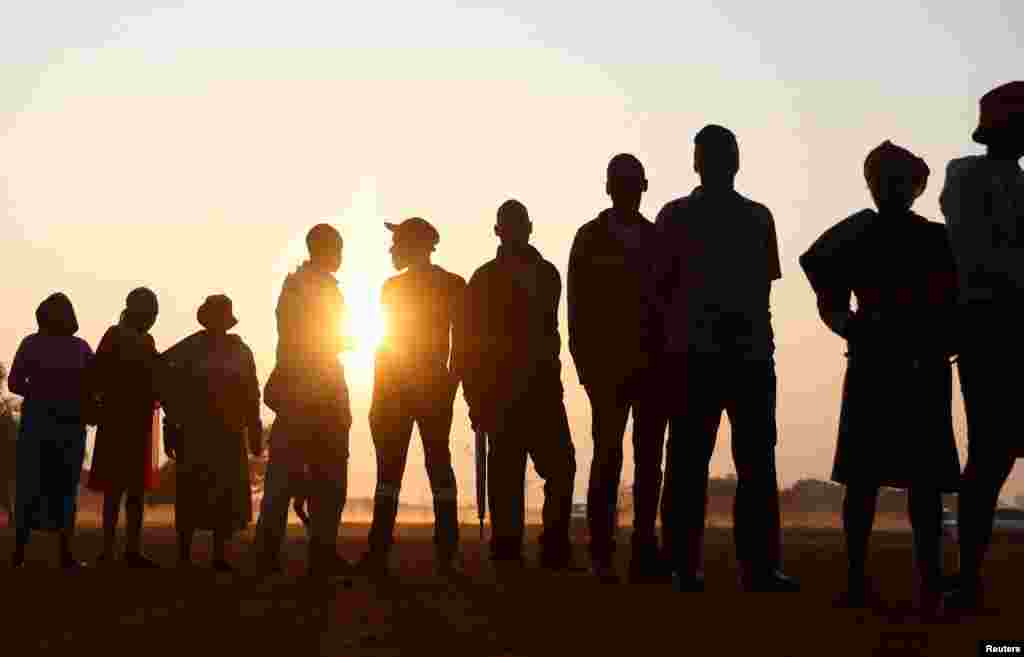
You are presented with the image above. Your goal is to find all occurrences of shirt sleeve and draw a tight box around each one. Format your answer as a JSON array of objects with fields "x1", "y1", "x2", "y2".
[
  {"x1": 566, "y1": 228, "x2": 589, "y2": 385},
  {"x1": 765, "y1": 208, "x2": 783, "y2": 281},
  {"x1": 7, "y1": 336, "x2": 35, "y2": 397},
  {"x1": 448, "y1": 275, "x2": 467, "y2": 384}
]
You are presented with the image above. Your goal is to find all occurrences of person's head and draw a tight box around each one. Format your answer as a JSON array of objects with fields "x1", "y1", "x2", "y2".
[
  {"x1": 36, "y1": 292, "x2": 78, "y2": 337},
  {"x1": 973, "y1": 82, "x2": 1024, "y2": 159},
  {"x1": 122, "y1": 287, "x2": 159, "y2": 333},
  {"x1": 197, "y1": 294, "x2": 238, "y2": 335},
  {"x1": 605, "y1": 153, "x2": 648, "y2": 212},
  {"x1": 306, "y1": 223, "x2": 344, "y2": 274},
  {"x1": 495, "y1": 199, "x2": 532, "y2": 247},
  {"x1": 864, "y1": 140, "x2": 930, "y2": 213},
  {"x1": 385, "y1": 217, "x2": 439, "y2": 271},
  {"x1": 694, "y1": 124, "x2": 740, "y2": 189}
]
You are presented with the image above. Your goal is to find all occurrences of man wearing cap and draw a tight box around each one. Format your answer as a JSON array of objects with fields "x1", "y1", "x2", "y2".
[
  {"x1": 361, "y1": 217, "x2": 466, "y2": 575},
  {"x1": 464, "y1": 200, "x2": 578, "y2": 574},
  {"x1": 254, "y1": 224, "x2": 352, "y2": 577},
  {"x1": 568, "y1": 154, "x2": 669, "y2": 583},
  {"x1": 655, "y1": 125, "x2": 798, "y2": 592},
  {"x1": 941, "y1": 81, "x2": 1024, "y2": 610}
]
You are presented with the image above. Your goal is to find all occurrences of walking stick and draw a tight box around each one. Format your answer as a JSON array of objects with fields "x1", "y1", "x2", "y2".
[{"x1": 475, "y1": 429, "x2": 487, "y2": 542}]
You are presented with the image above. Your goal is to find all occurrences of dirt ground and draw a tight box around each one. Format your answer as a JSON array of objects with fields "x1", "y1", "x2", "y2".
[{"x1": 1, "y1": 515, "x2": 1022, "y2": 657}]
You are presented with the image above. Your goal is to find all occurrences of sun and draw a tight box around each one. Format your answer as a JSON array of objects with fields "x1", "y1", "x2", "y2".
[{"x1": 339, "y1": 268, "x2": 387, "y2": 379}]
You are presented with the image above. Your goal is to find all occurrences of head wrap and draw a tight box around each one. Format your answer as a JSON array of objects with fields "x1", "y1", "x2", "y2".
[{"x1": 36, "y1": 292, "x2": 78, "y2": 337}]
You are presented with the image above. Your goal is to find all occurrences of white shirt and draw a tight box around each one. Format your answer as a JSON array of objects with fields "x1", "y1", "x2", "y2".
[{"x1": 941, "y1": 155, "x2": 1024, "y2": 304}]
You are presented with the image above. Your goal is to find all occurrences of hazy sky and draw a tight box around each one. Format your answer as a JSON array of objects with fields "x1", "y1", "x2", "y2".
[{"x1": 3, "y1": 1, "x2": 1023, "y2": 506}]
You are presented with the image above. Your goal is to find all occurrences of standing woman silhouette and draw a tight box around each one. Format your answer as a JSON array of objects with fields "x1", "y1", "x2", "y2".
[
  {"x1": 86, "y1": 287, "x2": 163, "y2": 567},
  {"x1": 8, "y1": 293, "x2": 94, "y2": 568},
  {"x1": 800, "y1": 141, "x2": 960, "y2": 614}
]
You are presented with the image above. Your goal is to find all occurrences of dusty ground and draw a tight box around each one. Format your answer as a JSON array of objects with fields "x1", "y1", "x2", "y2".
[{"x1": 1, "y1": 514, "x2": 1022, "y2": 656}]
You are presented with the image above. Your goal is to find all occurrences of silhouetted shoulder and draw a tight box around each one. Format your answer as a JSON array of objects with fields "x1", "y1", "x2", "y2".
[
  {"x1": 945, "y1": 155, "x2": 987, "y2": 184},
  {"x1": 655, "y1": 196, "x2": 696, "y2": 226},
  {"x1": 736, "y1": 193, "x2": 774, "y2": 225}
]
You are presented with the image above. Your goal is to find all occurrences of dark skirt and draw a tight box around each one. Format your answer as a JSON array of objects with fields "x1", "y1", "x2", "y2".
[
  {"x1": 15, "y1": 402, "x2": 87, "y2": 532},
  {"x1": 175, "y1": 423, "x2": 252, "y2": 533},
  {"x1": 831, "y1": 351, "x2": 960, "y2": 491}
]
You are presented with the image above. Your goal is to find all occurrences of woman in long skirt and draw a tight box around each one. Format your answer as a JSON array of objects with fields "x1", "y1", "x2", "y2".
[
  {"x1": 86, "y1": 287, "x2": 162, "y2": 567},
  {"x1": 8, "y1": 293, "x2": 94, "y2": 568},
  {"x1": 799, "y1": 141, "x2": 961, "y2": 614},
  {"x1": 161, "y1": 295, "x2": 262, "y2": 571}
]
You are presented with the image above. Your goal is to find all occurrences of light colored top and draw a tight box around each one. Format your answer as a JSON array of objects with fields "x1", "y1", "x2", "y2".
[{"x1": 940, "y1": 155, "x2": 1024, "y2": 305}]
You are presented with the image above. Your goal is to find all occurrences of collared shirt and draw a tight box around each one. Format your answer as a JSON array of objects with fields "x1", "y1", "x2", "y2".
[
  {"x1": 940, "y1": 155, "x2": 1024, "y2": 305},
  {"x1": 655, "y1": 186, "x2": 782, "y2": 359}
]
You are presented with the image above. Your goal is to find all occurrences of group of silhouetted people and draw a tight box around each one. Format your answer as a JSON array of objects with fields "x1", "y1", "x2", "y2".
[{"x1": 6, "y1": 81, "x2": 1024, "y2": 616}]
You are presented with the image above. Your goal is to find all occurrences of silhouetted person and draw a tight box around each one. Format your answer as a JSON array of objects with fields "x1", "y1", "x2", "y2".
[
  {"x1": 800, "y1": 141, "x2": 959, "y2": 614},
  {"x1": 568, "y1": 154, "x2": 669, "y2": 583},
  {"x1": 8, "y1": 293, "x2": 93, "y2": 568},
  {"x1": 86, "y1": 287, "x2": 162, "y2": 568},
  {"x1": 162, "y1": 295, "x2": 263, "y2": 571},
  {"x1": 464, "y1": 200, "x2": 579, "y2": 573},
  {"x1": 254, "y1": 224, "x2": 352, "y2": 577},
  {"x1": 942, "y1": 81, "x2": 1024, "y2": 610},
  {"x1": 655, "y1": 125, "x2": 797, "y2": 592},
  {"x1": 361, "y1": 217, "x2": 465, "y2": 576}
]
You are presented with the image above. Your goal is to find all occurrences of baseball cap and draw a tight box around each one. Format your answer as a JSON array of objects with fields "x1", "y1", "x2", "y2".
[{"x1": 384, "y1": 217, "x2": 440, "y2": 247}]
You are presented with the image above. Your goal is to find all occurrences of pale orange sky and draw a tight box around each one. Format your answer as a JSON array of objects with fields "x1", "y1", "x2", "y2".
[{"x1": 2, "y1": 1, "x2": 1022, "y2": 506}]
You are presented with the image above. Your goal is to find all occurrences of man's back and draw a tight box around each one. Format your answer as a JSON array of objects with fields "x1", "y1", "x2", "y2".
[
  {"x1": 656, "y1": 188, "x2": 782, "y2": 358},
  {"x1": 377, "y1": 265, "x2": 465, "y2": 380}
]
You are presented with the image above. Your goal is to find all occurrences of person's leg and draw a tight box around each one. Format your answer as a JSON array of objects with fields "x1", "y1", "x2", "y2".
[
  {"x1": 663, "y1": 354, "x2": 723, "y2": 583},
  {"x1": 488, "y1": 422, "x2": 529, "y2": 564},
  {"x1": 584, "y1": 382, "x2": 630, "y2": 571},
  {"x1": 726, "y1": 356, "x2": 786, "y2": 584},
  {"x1": 419, "y1": 398, "x2": 459, "y2": 566},
  {"x1": 630, "y1": 369, "x2": 669, "y2": 576},
  {"x1": 955, "y1": 347, "x2": 1017, "y2": 598},
  {"x1": 366, "y1": 403, "x2": 414, "y2": 565},
  {"x1": 100, "y1": 489, "x2": 124, "y2": 560},
  {"x1": 212, "y1": 531, "x2": 231, "y2": 571},
  {"x1": 177, "y1": 526, "x2": 194, "y2": 565},
  {"x1": 308, "y1": 437, "x2": 349, "y2": 575},
  {"x1": 123, "y1": 490, "x2": 156, "y2": 566},
  {"x1": 528, "y1": 395, "x2": 577, "y2": 568},
  {"x1": 253, "y1": 444, "x2": 294, "y2": 572},
  {"x1": 908, "y1": 486, "x2": 943, "y2": 609},
  {"x1": 841, "y1": 484, "x2": 878, "y2": 595}
]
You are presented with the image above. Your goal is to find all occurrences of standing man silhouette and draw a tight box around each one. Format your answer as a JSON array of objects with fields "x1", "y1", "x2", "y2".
[
  {"x1": 942, "y1": 81, "x2": 1024, "y2": 610},
  {"x1": 568, "y1": 154, "x2": 669, "y2": 583},
  {"x1": 655, "y1": 125, "x2": 798, "y2": 592},
  {"x1": 360, "y1": 217, "x2": 465, "y2": 576},
  {"x1": 254, "y1": 224, "x2": 352, "y2": 577},
  {"x1": 464, "y1": 200, "x2": 578, "y2": 574}
]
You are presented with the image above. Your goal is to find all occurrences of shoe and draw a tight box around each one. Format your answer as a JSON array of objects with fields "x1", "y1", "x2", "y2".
[
  {"x1": 671, "y1": 571, "x2": 706, "y2": 592},
  {"x1": 539, "y1": 550, "x2": 588, "y2": 574},
  {"x1": 307, "y1": 552, "x2": 354, "y2": 578},
  {"x1": 629, "y1": 547, "x2": 671, "y2": 583},
  {"x1": 741, "y1": 569, "x2": 800, "y2": 592},
  {"x1": 60, "y1": 557, "x2": 87, "y2": 570},
  {"x1": 356, "y1": 552, "x2": 390, "y2": 577},
  {"x1": 592, "y1": 560, "x2": 620, "y2": 584},
  {"x1": 944, "y1": 583, "x2": 983, "y2": 613},
  {"x1": 123, "y1": 552, "x2": 160, "y2": 569},
  {"x1": 212, "y1": 559, "x2": 236, "y2": 574},
  {"x1": 10, "y1": 551, "x2": 26, "y2": 569},
  {"x1": 436, "y1": 556, "x2": 465, "y2": 577}
]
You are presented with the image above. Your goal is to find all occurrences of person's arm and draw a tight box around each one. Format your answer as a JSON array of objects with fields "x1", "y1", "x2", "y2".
[
  {"x1": 448, "y1": 275, "x2": 467, "y2": 389},
  {"x1": 567, "y1": 229, "x2": 591, "y2": 387},
  {"x1": 460, "y1": 271, "x2": 484, "y2": 420},
  {"x1": 799, "y1": 226, "x2": 855, "y2": 340},
  {"x1": 7, "y1": 336, "x2": 35, "y2": 397},
  {"x1": 547, "y1": 263, "x2": 563, "y2": 363},
  {"x1": 242, "y1": 344, "x2": 263, "y2": 456}
]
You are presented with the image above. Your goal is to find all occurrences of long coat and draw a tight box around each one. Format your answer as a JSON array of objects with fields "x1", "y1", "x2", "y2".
[
  {"x1": 86, "y1": 324, "x2": 161, "y2": 494},
  {"x1": 162, "y1": 331, "x2": 260, "y2": 533},
  {"x1": 800, "y1": 209, "x2": 961, "y2": 491}
]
